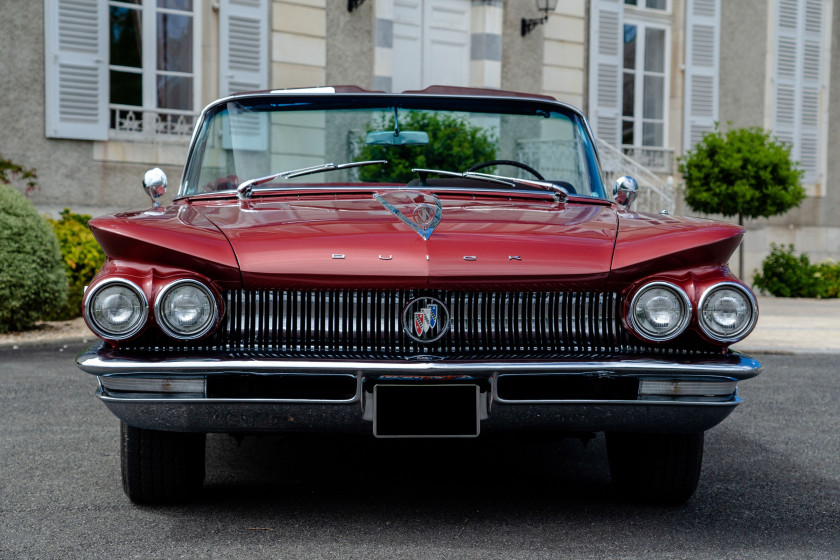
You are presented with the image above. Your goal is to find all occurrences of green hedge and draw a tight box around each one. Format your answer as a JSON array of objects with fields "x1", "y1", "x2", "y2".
[
  {"x1": 753, "y1": 244, "x2": 840, "y2": 299},
  {"x1": 45, "y1": 209, "x2": 106, "y2": 321},
  {"x1": 0, "y1": 184, "x2": 68, "y2": 332}
]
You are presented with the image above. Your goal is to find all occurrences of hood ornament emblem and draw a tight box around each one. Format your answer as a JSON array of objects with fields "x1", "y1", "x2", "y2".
[{"x1": 374, "y1": 191, "x2": 442, "y2": 240}]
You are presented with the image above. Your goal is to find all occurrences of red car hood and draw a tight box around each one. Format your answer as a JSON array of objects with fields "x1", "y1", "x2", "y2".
[
  {"x1": 89, "y1": 190, "x2": 745, "y2": 292},
  {"x1": 192, "y1": 191, "x2": 618, "y2": 290}
]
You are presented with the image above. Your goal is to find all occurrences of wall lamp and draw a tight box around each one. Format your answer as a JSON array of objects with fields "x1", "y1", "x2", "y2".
[
  {"x1": 522, "y1": 0, "x2": 559, "y2": 36},
  {"x1": 348, "y1": 0, "x2": 366, "y2": 12}
]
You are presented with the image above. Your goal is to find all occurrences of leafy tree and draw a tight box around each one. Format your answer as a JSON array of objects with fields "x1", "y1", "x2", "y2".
[
  {"x1": 356, "y1": 111, "x2": 497, "y2": 183},
  {"x1": 678, "y1": 126, "x2": 806, "y2": 276}
]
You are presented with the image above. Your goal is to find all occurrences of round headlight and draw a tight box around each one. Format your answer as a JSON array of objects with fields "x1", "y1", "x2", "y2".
[
  {"x1": 155, "y1": 280, "x2": 218, "y2": 340},
  {"x1": 85, "y1": 279, "x2": 148, "y2": 340},
  {"x1": 698, "y1": 283, "x2": 758, "y2": 342},
  {"x1": 629, "y1": 282, "x2": 692, "y2": 342}
]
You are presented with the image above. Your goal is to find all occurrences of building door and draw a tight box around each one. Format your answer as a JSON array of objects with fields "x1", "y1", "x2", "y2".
[{"x1": 392, "y1": 0, "x2": 471, "y2": 92}]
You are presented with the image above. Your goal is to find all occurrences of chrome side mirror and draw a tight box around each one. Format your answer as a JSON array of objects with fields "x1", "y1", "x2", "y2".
[
  {"x1": 613, "y1": 176, "x2": 638, "y2": 210},
  {"x1": 143, "y1": 167, "x2": 168, "y2": 208}
]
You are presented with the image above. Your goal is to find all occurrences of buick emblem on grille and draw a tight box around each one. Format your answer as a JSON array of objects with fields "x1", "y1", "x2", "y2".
[{"x1": 402, "y1": 297, "x2": 451, "y2": 343}]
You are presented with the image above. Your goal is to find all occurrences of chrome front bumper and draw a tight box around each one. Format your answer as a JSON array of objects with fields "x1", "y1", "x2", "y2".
[{"x1": 77, "y1": 342, "x2": 762, "y2": 435}]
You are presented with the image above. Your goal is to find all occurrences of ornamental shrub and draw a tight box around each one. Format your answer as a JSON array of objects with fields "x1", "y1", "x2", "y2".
[
  {"x1": 679, "y1": 127, "x2": 805, "y2": 220},
  {"x1": 679, "y1": 126, "x2": 805, "y2": 276},
  {"x1": 752, "y1": 244, "x2": 840, "y2": 298},
  {"x1": 45, "y1": 209, "x2": 106, "y2": 320},
  {"x1": 0, "y1": 183, "x2": 68, "y2": 332},
  {"x1": 356, "y1": 111, "x2": 497, "y2": 183}
]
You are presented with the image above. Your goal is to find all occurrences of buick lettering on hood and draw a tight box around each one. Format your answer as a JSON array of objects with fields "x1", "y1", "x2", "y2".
[{"x1": 76, "y1": 86, "x2": 762, "y2": 504}]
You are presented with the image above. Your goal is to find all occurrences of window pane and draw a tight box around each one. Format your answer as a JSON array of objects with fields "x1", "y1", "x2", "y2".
[
  {"x1": 623, "y1": 71, "x2": 635, "y2": 117},
  {"x1": 643, "y1": 75, "x2": 664, "y2": 119},
  {"x1": 158, "y1": 0, "x2": 192, "y2": 9},
  {"x1": 622, "y1": 120, "x2": 635, "y2": 145},
  {"x1": 644, "y1": 28, "x2": 665, "y2": 72},
  {"x1": 642, "y1": 122, "x2": 663, "y2": 146},
  {"x1": 624, "y1": 0, "x2": 638, "y2": 5},
  {"x1": 157, "y1": 75, "x2": 193, "y2": 110},
  {"x1": 646, "y1": 0, "x2": 667, "y2": 9},
  {"x1": 110, "y1": 6, "x2": 142, "y2": 68},
  {"x1": 157, "y1": 13, "x2": 193, "y2": 72},
  {"x1": 110, "y1": 70, "x2": 143, "y2": 106},
  {"x1": 623, "y1": 25, "x2": 637, "y2": 70}
]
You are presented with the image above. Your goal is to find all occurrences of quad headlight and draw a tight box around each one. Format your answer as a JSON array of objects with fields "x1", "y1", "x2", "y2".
[
  {"x1": 154, "y1": 279, "x2": 218, "y2": 340},
  {"x1": 629, "y1": 282, "x2": 692, "y2": 342},
  {"x1": 698, "y1": 282, "x2": 758, "y2": 342},
  {"x1": 85, "y1": 279, "x2": 148, "y2": 340}
]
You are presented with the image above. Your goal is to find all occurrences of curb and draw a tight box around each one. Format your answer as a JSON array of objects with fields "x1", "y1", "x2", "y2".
[{"x1": 0, "y1": 336, "x2": 96, "y2": 351}]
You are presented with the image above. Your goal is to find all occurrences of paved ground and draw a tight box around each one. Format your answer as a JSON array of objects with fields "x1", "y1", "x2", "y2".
[
  {"x1": 2, "y1": 296, "x2": 838, "y2": 353},
  {"x1": 1, "y1": 347, "x2": 838, "y2": 559},
  {"x1": 732, "y1": 296, "x2": 840, "y2": 355}
]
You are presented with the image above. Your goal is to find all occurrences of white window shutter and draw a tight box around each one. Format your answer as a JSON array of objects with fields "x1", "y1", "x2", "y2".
[
  {"x1": 588, "y1": 0, "x2": 623, "y2": 147},
  {"x1": 683, "y1": 0, "x2": 720, "y2": 152},
  {"x1": 219, "y1": 0, "x2": 269, "y2": 97},
  {"x1": 772, "y1": 0, "x2": 825, "y2": 185},
  {"x1": 44, "y1": 0, "x2": 108, "y2": 140}
]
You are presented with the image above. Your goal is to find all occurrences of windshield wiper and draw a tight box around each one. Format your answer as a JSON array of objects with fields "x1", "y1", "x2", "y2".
[
  {"x1": 411, "y1": 168, "x2": 569, "y2": 202},
  {"x1": 237, "y1": 160, "x2": 388, "y2": 199}
]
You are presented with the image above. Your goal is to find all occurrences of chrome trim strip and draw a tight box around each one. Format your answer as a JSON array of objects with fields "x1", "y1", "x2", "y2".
[
  {"x1": 98, "y1": 390, "x2": 738, "y2": 408},
  {"x1": 97, "y1": 393, "x2": 739, "y2": 434},
  {"x1": 492, "y1": 395, "x2": 740, "y2": 406},
  {"x1": 78, "y1": 343, "x2": 762, "y2": 378}
]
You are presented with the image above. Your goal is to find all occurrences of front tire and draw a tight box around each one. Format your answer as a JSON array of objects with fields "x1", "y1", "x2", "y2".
[
  {"x1": 120, "y1": 422, "x2": 206, "y2": 504},
  {"x1": 606, "y1": 431, "x2": 704, "y2": 504}
]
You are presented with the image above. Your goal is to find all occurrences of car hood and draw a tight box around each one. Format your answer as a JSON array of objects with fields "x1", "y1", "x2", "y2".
[
  {"x1": 89, "y1": 190, "x2": 745, "y2": 292},
  {"x1": 192, "y1": 191, "x2": 618, "y2": 290}
]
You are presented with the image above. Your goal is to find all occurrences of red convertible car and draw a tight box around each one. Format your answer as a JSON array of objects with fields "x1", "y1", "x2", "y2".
[{"x1": 76, "y1": 86, "x2": 761, "y2": 504}]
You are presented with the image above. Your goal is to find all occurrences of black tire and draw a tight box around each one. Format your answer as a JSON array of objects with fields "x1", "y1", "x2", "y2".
[
  {"x1": 606, "y1": 431, "x2": 704, "y2": 504},
  {"x1": 120, "y1": 422, "x2": 206, "y2": 504}
]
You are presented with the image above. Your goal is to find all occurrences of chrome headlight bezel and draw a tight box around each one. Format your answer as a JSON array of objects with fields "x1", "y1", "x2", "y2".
[
  {"x1": 154, "y1": 279, "x2": 219, "y2": 340},
  {"x1": 628, "y1": 281, "x2": 693, "y2": 342},
  {"x1": 697, "y1": 282, "x2": 758, "y2": 343},
  {"x1": 84, "y1": 279, "x2": 149, "y2": 340}
]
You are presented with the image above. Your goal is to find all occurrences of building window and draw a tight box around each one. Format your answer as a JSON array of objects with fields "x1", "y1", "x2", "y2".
[
  {"x1": 108, "y1": 0, "x2": 196, "y2": 139},
  {"x1": 624, "y1": 0, "x2": 667, "y2": 10},
  {"x1": 622, "y1": 22, "x2": 667, "y2": 149}
]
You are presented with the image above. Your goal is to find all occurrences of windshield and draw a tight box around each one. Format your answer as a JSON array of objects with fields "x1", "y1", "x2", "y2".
[{"x1": 182, "y1": 95, "x2": 606, "y2": 199}]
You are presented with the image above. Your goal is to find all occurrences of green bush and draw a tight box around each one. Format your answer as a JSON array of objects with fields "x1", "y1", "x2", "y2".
[
  {"x1": 0, "y1": 184, "x2": 68, "y2": 332},
  {"x1": 45, "y1": 209, "x2": 106, "y2": 320},
  {"x1": 753, "y1": 244, "x2": 840, "y2": 298},
  {"x1": 356, "y1": 111, "x2": 497, "y2": 183}
]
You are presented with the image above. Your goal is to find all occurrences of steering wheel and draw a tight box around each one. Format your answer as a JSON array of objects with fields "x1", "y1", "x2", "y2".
[{"x1": 465, "y1": 160, "x2": 544, "y2": 180}]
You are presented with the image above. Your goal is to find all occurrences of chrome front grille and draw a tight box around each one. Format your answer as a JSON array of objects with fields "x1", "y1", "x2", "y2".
[{"x1": 221, "y1": 290, "x2": 633, "y2": 355}]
